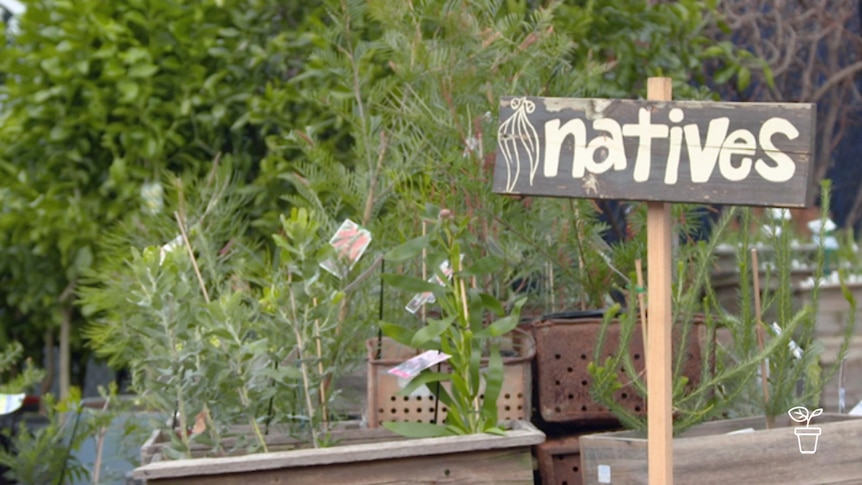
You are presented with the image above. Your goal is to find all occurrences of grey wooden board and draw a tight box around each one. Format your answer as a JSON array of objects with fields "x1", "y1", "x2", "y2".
[
  {"x1": 133, "y1": 420, "x2": 544, "y2": 480},
  {"x1": 579, "y1": 414, "x2": 862, "y2": 484},
  {"x1": 492, "y1": 97, "x2": 816, "y2": 207}
]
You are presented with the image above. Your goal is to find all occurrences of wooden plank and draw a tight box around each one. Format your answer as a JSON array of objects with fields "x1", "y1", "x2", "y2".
[
  {"x1": 492, "y1": 96, "x2": 816, "y2": 207},
  {"x1": 580, "y1": 415, "x2": 862, "y2": 485},
  {"x1": 134, "y1": 421, "x2": 545, "y2": 480},
  {"x1": 145, "y1": 448, "x2": 535, "y2": 485},
  {"x1": 646, "y1": 77, "x2": 674, "y2": 485},
  {"x1": 140, "y1": 421, "x2": 389, "y2": 465}
]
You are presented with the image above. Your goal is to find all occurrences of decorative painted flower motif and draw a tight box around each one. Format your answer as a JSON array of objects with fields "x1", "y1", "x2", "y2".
[{"x1": 497, "y1": 97, "x2": 540, "y2": 192}]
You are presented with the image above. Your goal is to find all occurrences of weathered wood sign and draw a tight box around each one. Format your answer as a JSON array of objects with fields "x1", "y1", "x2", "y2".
[{"x1": 493, "y1": 96, "x2": 816, "y2": 207}]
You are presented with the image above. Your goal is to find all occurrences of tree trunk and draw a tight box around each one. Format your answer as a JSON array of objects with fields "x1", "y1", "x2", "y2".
[
  {"x1": 60, "y1": 305, "x2": 71, "y2": 400},
  {"x1": 40, "y1": 326, "x2": 55, "y2": 397}
]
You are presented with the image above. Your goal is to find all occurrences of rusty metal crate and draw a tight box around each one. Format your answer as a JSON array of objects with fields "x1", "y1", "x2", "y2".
[
  {"x1": 366, "y1": 328, "x2": 535, "y2": 427},
  {"x1": 531, "y1": 313, "x2": 707, "y2": 424}
]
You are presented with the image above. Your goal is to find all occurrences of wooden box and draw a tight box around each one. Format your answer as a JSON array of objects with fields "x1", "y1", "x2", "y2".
[
  {"x1": 579, "y1": 414, "x2": 862, "y2": 485},
  {"x1": 134, "y1": 421, "x2": 544, "y2": 484},
  {"x1": 366, "y1": 328, "x2": 534, "y2": 427}
]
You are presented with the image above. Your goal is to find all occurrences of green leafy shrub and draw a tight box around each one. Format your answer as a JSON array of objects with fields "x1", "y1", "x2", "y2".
[
  {"x1": 380, "y1": 209, "x2": 525, "y2": 437},
  {"x1": 79, "y1": 169, "x2": 376, "y2": 456}
]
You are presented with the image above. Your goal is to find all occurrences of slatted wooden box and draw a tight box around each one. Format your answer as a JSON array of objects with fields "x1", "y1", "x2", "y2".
[{"x1": 366, "y1": 328, "x2": 535, "y2": 427}]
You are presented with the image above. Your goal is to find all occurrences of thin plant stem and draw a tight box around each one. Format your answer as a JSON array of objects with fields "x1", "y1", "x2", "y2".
[
  {"x1": 238, "y1": 387, "x2": 269, "y2": 453},
  {"x1": 174, "y1": 211, "x2": 211, "y2": 304},
  {"x1": 91, "y1": 396, "x2": 111, "y2": 484},
  {"x1": 288, "y1": 273, "x2": 320, "y2": 448},
  {"x1": 635, "y1": 260, "x2": 648, "y2": 352},
  {"x1": 751, "y1": 249, "x2": 771, "y2": 428},
  {"x1": 313, "y1": 298, "x2": 329, "y2": 431}
]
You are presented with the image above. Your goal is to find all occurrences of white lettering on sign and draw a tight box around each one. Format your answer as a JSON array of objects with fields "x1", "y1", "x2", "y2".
[
  {"x1": 756, "y1": 117, "x2": 799, "y2": 182},
  {"x1": 499, "y1": 100, "x2": 801, "y2": 190}
]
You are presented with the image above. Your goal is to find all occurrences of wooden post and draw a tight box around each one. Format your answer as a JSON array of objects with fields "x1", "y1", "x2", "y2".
[{"x1": 646, "y1": 76, "x2": 673, "y2": 485}]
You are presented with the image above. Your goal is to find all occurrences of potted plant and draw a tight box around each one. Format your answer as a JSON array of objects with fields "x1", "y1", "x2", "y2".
[
  {"x1": 77, "y1": 169, "x2": 540, "y2": 482},
  {"x1": 371, "y1": 209, "x2": 538, "y2": 439},
  {"x1": 125, "y1": 207, "x2": 543, "y2": 484},
  {"x1": 578, "y1": 181, "x2": 862, "y2": 484}
]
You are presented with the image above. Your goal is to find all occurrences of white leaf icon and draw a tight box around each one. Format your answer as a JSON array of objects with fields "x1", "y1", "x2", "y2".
[{"x1": 787, "y1": 406, "x2": 809, "y2": 423}]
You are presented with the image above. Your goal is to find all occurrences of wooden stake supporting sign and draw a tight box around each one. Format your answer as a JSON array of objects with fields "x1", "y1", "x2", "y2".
[
  {"x1": 492, "y1": 78, "x2": 815, "y2": 484},
  {"x1": 645, "y1": 77, "x2": 673, "y2": 485}
]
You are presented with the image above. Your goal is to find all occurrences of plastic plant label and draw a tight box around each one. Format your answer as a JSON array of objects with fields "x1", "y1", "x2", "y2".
[
  {"x1": 849, "y1": 399, "x2": 862, "y2": 417},
  {"x1": 159, "y1": 235, "x2": 183, "y2": 266},
  {"x1": 388, "y1": 350, "x2": 451, "y2": 380},
  {"x1": 769, "y1": 322, "x2": 802, "y2": 359},
  {"x1": 0, "y1": 393, "x2": 25, "y2": 416},
  {"x1": 405, "y1": 257, "x2": 461, "y2": 314},
  {"x1": 320, "y1": 219, "x2": 372, "y2": 278},
  {"x1": 597, "y1": 464, "x2": 611, "y2": 484}
]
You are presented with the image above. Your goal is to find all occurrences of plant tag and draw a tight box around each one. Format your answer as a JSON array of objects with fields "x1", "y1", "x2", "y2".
[
  {"x1": 0, "y1": 393, "x2": 25, "y2": 416},
  {"x1": 388, "y1": 350, "x2": 451, "y2": 379},
  {"x1": 726, "y1": 427, "x2": 755, "y2": 435},
  {"x1": 850, "y1": 400, "x2": 862, "y2": 416},
  {"x1": 320, "y1": 219, "x2": 372, "y2": 278},
  {"x1": 597, "y1": 464, "x2": 611, "y2": 483},
  {"x1": 769, "y1": 322, "x2": 802, "y2": 359},
  {"x1": 405, "y1": 257, "x2": 461, "y2": 314},
  {"x1": 159, "y1": 235, "x2": 183, "y2": 266}
]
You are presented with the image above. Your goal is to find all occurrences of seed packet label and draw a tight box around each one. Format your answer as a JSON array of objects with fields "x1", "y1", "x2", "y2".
[
  {"x1": 320, "y1": 219, "x2": 372, "y2": 278},
  {"x1": 0, "y1": 393, "x2": 25, "y2": 416},
  {"x1": 388, "y1": 350, "x2": 451, "y2": 380},
  {"x1": 405, "y1": 257, "x2": 461, "y2": 314}
]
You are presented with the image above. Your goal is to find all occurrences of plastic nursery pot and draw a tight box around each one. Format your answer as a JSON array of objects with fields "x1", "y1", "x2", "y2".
[{"x1": 794, "y1": 426, "x2": 822, "y2": 454}]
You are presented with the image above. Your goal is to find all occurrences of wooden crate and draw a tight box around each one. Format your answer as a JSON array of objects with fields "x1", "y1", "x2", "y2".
[
  {"x1": 366, "y1": 328, "x2": 534, "y2": 427},
  {"x1": 134, "y1": 421, "x2": 544, "y2": 484},
  {"x1": 579, "y1": 414, "x2": 862, "y2": 485}
]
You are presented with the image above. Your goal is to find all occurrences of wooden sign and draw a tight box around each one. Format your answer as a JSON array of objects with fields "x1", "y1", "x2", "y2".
[{"x1": 493, "y1": 96, "x2": 816, "y2": 207}]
